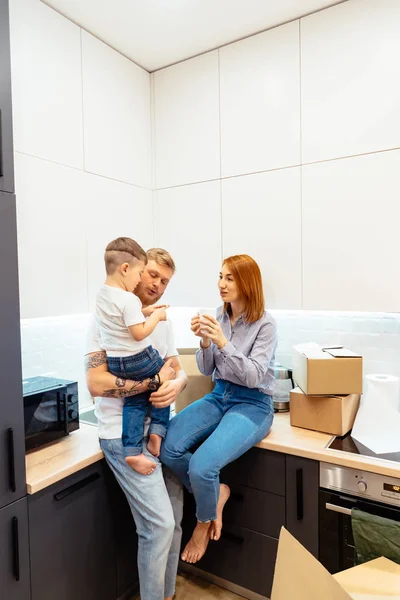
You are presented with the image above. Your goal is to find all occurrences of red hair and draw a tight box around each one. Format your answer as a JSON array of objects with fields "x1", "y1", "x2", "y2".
[{"x1": 222, "y1": 254, "x2": 265, "y2": 323}]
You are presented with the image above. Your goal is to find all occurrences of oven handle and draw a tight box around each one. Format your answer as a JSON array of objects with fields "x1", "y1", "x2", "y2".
[{"x1": 326, "y1": 502, "x2": 352, "y2": 516}]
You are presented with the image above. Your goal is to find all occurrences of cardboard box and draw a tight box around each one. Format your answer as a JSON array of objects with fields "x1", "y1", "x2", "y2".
[
  {"x1": 292, "y1": 343, "x2": 363, "y2": 395},
  {"x1": 271, "y1": 527, "x2": 400, "y2": 600},
  {"x1": 175, "y1": 353, "x2": 213, "y2": 413},
  {"x1": 290, "y1": 387, "x2": 360, "y2": 436}
]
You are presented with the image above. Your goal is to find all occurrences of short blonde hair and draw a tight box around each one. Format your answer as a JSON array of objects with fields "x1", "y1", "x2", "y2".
[
  {"x1": 105, "y1": 237, "x2": 147, "y2": 275},
  {"x1": 146, "y1": 248, "x2": 176, "y2": 272}
]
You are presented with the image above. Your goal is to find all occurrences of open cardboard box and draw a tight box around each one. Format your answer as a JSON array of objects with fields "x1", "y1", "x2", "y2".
[{"x1": 271, "y1": 528, "x2": 400, "y2": 600}]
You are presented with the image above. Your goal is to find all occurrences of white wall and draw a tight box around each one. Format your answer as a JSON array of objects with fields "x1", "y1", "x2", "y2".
[
  {"x1": 9, "y1": 0, "x2": 154, "y2": 319},
  {"x1": 153, "y1": 0, "x2": 400, "y2": 312}
]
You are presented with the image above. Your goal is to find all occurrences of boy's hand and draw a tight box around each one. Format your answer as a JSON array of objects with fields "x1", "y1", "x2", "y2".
[
  {"x1": 142, "y1": 304, "x2": 170, "y2": 317},
  {"x1": 154, "y1": 307, "x2": 168, "y2": 322}
]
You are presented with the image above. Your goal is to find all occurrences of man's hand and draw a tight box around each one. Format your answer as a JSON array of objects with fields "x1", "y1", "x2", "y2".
[
  {"x1": 159, "y1": 359, "x2": 176, "y2": 384},
  {"x1": 150, "y1": 379, "x2": 184, "y2": 408}
]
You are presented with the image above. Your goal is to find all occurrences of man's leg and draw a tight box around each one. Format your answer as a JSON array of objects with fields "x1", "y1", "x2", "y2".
[
  {"x1": 163, "y1": 466, "x2": 183, "y2": 600},
  {"x1": 100, "y1": 438, "x2": 174, "y2": 600}
]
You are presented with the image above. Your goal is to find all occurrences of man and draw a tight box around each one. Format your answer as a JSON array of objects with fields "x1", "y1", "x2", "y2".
[{"x1": 85, "y1": 248, "x2": 187, "y2": 600}]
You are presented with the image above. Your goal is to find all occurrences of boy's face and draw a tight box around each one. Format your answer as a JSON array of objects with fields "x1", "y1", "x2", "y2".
[{"x1": 123, "y1": 259, "x2": 146, "y2": 293}]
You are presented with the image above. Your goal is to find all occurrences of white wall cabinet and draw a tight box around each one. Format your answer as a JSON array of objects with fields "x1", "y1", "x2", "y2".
[
  {"x1": 222, "y1": 168, "x2": 302, "y2": 309},
  {"x1": 220, "y1": 21, "x2": 300, "y2": 178},
  {"x1": 155, "y1": 181, "x2": 221, "y2": 307},
  {"x1": 153, "y1": 51, "x2": 220, "y2": 189},
  {"x1": 302, "y1": 150, "x2": 400, "y2": 312},
  {"x1": 82, "y1": 31, "x2": 152, "y2": 189}
]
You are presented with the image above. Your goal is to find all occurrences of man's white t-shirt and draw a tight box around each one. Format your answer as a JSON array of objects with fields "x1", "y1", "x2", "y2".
[
  {"x1": 95, "y1": 285, "x2": 149, "y2": 357},
  {"x1": 86, "y1": 315, "x2": 178, "y2": 440}
]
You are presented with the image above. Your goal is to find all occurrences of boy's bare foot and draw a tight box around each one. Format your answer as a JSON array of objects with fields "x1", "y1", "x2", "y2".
[
  {"x1": 126, "y1": 454, "x2": 156, "y2": 475},
  {"x1": 181, "y1": 521, "x2": 211, "y2": 564},
  {"x1": 210, "y1": 483, "x2": 231, "y2": 541},
  {"x1": 147, "y1": 433, "x2": 162, "y2": 457}
]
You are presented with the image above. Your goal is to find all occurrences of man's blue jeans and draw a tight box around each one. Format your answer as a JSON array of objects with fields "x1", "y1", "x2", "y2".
[
  {"x1": 108, "y1": 346, "x2": 169, "y2": 456},
  {"x1": 160, "y1": 379, "x2": 274, "y2": 522}
]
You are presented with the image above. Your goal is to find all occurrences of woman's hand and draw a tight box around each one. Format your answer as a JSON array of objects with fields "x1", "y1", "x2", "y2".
[
  {"x1": 191, "y1": 315, "x2": 211, "y2": 348},
  {"x1": 197, "y1": 316, "x2": 227, "y2": 350}
]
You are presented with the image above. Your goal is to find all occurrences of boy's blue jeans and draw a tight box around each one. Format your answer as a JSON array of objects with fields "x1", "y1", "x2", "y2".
[
  {"x1": 108, "y1": 346, "x2": 169, "y2": 457},
  {"x1": 160, "y1": 379, "x2": 274, "y2": 522}
]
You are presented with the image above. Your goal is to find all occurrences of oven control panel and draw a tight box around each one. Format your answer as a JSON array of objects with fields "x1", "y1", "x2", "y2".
[{"x1": 320, "y1": 462, "x2": 400, "y2": 507}]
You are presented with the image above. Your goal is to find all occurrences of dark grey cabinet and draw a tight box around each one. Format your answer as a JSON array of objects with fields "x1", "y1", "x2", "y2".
[
  {"x1": 0, "y1": 192, "x2": 25, "y2": 510},
  {"x1": 0, "y1": 0, "x2": 15, "y2": 194},
  {"x1": 285, "y1": 454, "x2": 319, "y2": 557},
  {"x1": 28, "y1": 461, "x2": 117, "y2": 600},
  {"x1": 0, "y1": 497, "x2": 30, "y2": 600}
]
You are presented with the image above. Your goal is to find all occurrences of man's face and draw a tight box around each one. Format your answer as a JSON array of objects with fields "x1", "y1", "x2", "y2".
[{"x1": 135, "y1": 259, "x2": 174, "y2": 306}]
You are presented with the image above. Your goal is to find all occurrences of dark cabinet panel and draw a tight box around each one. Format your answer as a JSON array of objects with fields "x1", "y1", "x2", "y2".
[
  {"x1": 29, "y1": 461, "x2": 117, "y2": 600},
  {"x1": 222, "y1": 447, "x2": 286, "y2": 496},
  {"x1": 0, "y1": 497, "x2": 30, "y2": 600},
  {"x1": 0, "y1": 193, "x2": 25, "y2": 509},
  {"x1": 285, "y1": 454, "x2": 319, "y2": 557},
  {"x1": 0, "y1": 0, "x2": 15, "y2": 194}
]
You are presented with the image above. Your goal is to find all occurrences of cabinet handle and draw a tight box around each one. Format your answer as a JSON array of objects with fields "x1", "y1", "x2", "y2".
[
  {"x1": 54, "y1": 472, "x2": 100, "y2": 501},
  {"x1": 222, "y1": 531, "x2": 244, "y2": 545},
  {"x1": 11, "y1": 517, "x2": 20, "y2": 581},
  {"x1": 7, "y1": 428, "x2": 16, "y2": 493},
  {"x1": 230, "y1": 492, "x2": 244, "y2": 503},
  {"x1": 296, "y1": 468, "x2": 303, "y2": 521}
]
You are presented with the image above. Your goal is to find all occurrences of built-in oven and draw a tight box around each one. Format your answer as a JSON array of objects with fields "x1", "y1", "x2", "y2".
[
  {"x1": 23, "y1": 376, "x2": 79, "y2": 451},
  {"x1": 319, "y1": 462, "x2": 400, "y2": 573}
]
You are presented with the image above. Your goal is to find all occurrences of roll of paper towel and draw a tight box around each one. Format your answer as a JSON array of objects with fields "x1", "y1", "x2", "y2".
[{"x1": 352, "y1": 373, "x2": 400, "y2": 454}]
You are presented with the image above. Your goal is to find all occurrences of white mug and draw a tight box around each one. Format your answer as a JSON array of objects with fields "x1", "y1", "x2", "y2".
[{"x1": 197, "y1": 308, "x2": 217, "y2": 335}]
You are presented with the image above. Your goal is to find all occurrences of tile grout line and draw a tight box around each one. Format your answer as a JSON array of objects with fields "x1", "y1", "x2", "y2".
[
  {"x1": 217, "y1": 49, "x2": 223, "y2": 263},
  {"x1": 299, "y1": 18, "x2": 304, "y2": 311}
]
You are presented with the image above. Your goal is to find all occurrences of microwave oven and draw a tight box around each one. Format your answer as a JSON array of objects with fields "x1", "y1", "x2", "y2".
[{"x1": 23, "y1": 376, "x2": 80, "y2": 451}]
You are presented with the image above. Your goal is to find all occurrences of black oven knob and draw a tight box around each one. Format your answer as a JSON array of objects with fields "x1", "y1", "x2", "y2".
[
  {"x1": 68, "y1": 409, "x2": 77, "y2": 420},
  {"x1": 357, "y1": 480, "x2": 367, "y2": 493},
  {"x1": 67, "y1": 394, "x2": 77, "y2": 404}
]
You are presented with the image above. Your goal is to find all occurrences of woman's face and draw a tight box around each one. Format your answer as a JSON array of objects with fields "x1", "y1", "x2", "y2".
[{"x1": 218, "y1": 263, "x2": 240, "y2": 304}]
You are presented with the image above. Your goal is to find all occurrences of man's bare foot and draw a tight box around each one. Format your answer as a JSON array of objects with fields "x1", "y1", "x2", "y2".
[
  {"x1": 147, "y1": 433, "x2": 162, "y2": 457},
  {"x1": 181, "y1": 521, "x2": 211, "y2": 564},
  {"x1": 126, "y1": 453, "x2": 156, "y2": 475},
  {"x1": 210, "y1": 483, "x2": 231, "y2": 541}
]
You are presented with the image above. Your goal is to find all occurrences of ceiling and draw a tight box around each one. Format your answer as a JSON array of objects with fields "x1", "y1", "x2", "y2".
[{"x1": 41, "y1": 0, "x2": 346, "y2": 72}]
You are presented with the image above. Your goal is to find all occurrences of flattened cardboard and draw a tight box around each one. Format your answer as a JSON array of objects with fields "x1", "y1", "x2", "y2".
[
  {"x1": 292, "y1": 344, "x2": 363, "y2": 395},
  {"x1": 290, "y1": 387, "x2": 360, "y2": 436}
]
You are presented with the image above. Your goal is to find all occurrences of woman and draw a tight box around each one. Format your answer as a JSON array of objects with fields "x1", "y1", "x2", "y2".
[{"x1": 160, "y1": 254, "x2": 277, "y2": 564}]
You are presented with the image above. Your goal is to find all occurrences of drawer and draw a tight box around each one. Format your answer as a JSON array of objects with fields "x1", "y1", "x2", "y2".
[
  {"x1": 223, "y1": 483, "x2": 285, "y2": 538},
  {"x1": 196, "y1": 524, "x2": 278, "y2": 598},
  {"x1": 222, "y1": 447, "x2": 285, "y2": 496}
]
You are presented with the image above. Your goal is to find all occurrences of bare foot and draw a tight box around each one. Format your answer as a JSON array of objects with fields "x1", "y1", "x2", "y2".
[
  {"x1": 210, "y1": 483, "x2": 231, "y2": 541},
  {"x1": 147, "y1": 433, "x2": 162, "y2": 457},
  {"x1": 181, "y1": 521, "x2": 211, "y2": 563},
  {"x1": 126, "y1": 453, "x2": 156, "y2": 475}
]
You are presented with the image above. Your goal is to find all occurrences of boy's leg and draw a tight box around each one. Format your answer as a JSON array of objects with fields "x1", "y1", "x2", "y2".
[
  {"x1": 100, "y1": 438, "x2": 175, "y2": 600},
  {"x1": 123, "y1": 395, "x2": 157, "y2": 475},
  {"x1": 147, "y1": 404, "x2": 171, "y2": 457}
]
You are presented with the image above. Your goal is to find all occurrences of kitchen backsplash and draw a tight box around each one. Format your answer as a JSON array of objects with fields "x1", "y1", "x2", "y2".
[{"x1": 20, "y1": 309, "x2": 400, "y2": 409}]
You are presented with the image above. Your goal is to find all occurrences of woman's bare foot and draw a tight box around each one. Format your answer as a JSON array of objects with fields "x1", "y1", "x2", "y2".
[
  {"x1": 210, "y1": 483, "x2": 231, "y2": 541},
  {"x1": 147, "y1": 433, "x2": 162, "y2": 457},
  {"x1": 181, "y1": 521, "x2": 211, "y2": 564},
  {"x1": 126, "y1": 453, "x2": 156, "y2": 475}
]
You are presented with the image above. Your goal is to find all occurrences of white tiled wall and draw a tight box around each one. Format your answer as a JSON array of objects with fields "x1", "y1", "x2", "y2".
[{"x1": 21, "y1": 309, "x2": 400, "y2": 410}]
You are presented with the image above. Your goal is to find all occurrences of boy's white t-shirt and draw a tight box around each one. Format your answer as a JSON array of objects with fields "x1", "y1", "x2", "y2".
[
  {"x1": 85, "y1": 314, "x2": 178, "y2": 440},
  {"x1": 95, "y1": 284, "x2": 148, "y2": 357}
]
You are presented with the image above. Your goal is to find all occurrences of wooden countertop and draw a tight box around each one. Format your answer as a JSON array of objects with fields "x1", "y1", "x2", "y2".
[{"x1": 26, "y1": 414, "x2": 400, "y2": 494}]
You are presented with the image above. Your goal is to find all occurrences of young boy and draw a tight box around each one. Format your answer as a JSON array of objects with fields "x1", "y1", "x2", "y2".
[{"x1": 95, "y1": 237, "x2": 170, "y2": 475}]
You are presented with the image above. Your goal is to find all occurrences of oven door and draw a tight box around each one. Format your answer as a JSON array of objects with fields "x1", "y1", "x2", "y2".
[
  {"x1": 24, "y1": 387, "x2": 69, "y2": 450},
  {"x1": 319, "y1": 488, "x2": 400, "y2": 573}
]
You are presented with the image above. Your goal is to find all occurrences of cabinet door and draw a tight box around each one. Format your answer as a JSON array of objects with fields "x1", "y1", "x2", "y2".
[
  {"x1": 29, "y1": 461, "x2": 117, "y2": 600},
  {"x1": 0, "y1": 497, "x2": 30, "y2": 600},
  {"x1": 0, "y1": 192, "x2": 26, "y2": 509},
  {"x1": 0, "y1": 0, "x2": 14, "y2": 194},
  {"x1": 285, "y1": 455, "x2": 319, "y2": 556}
]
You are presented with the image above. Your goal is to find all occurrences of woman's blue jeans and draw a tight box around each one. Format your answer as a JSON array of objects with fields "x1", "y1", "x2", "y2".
[{"x1": 160, "y1": 379, "x2": 274, "y2": 522}]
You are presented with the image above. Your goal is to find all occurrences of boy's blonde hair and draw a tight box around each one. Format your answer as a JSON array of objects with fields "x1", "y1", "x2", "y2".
[
  {"x1": 105, "y1": 237, "x2": 147, "y2": 275},
  {"x1": 146, "y1": 248, "x2": 176, "y2": 272}
]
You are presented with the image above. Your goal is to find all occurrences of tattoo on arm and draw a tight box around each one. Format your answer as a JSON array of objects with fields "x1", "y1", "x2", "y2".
[
  {"x1": 85, "y1": 352, "x2": 107, "y2": 371},
  {"x1": 102, "y1": 379, "x2": 148, "y2": 399}
]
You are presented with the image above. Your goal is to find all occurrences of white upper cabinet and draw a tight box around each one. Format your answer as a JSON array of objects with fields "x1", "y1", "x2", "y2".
[
  {"x1": 9, "y1": 0, "x2": 83, "y2": 168},
  {"x1": 155, "y1": 181, "x2": 221, "y2": 307},
  {"x1": 301, "y1": 0, "x2": 400, "y2": 163},
  {"x1": 82, "y1": 31, "x2": 152, "y2": 188},
  {"x1": 153, "y1": 51, "x2": 220, "y2": 189},
  {"x1": 220, "y1": 21, "x2": 300, "y2": 178},
  {"x1": 222, "y1": 167, "x2": 302, "y2": 309},
  {"x1": 302, "y1": 150, "x2": 400, "y2": 312}
]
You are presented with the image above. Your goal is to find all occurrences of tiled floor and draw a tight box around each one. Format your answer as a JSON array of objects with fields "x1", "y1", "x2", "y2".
[{"x1": 133, "y1": 572, "x2": 245, "y2": 599}]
